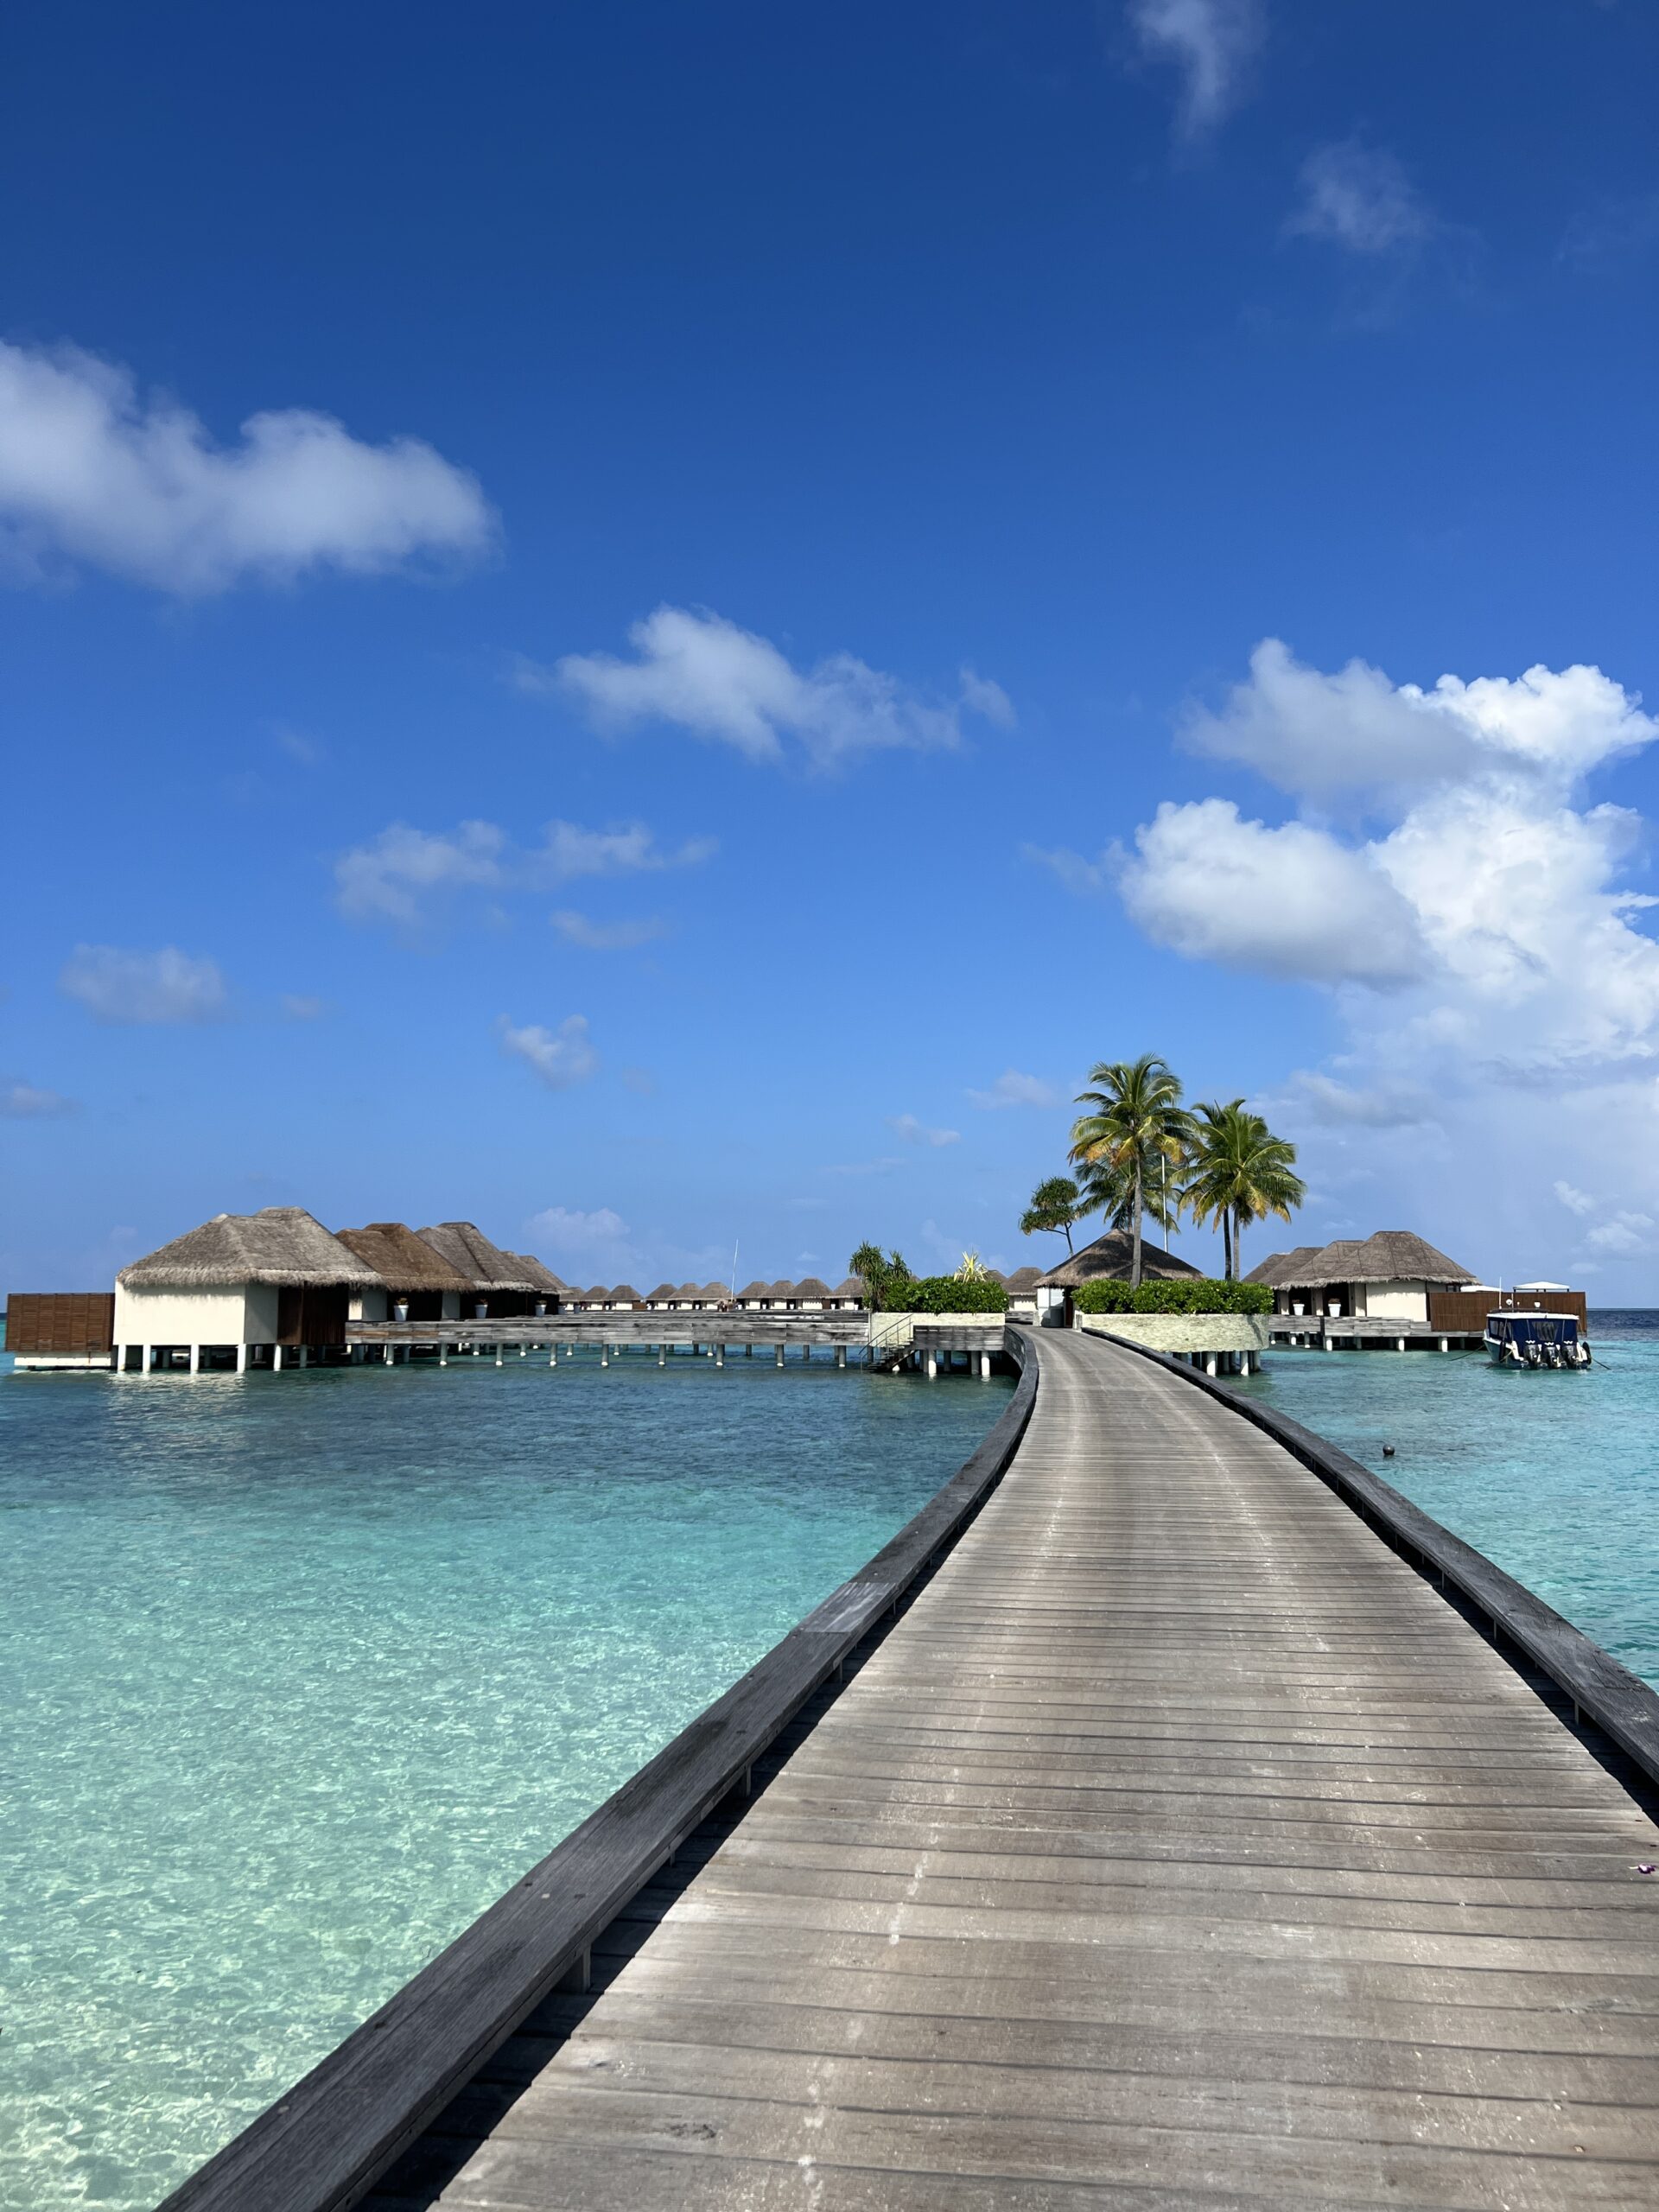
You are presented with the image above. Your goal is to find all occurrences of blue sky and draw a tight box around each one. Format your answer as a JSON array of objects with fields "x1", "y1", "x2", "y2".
[{"x1": 4, "y1": 0, "x2": 1658, "y2": 1297}]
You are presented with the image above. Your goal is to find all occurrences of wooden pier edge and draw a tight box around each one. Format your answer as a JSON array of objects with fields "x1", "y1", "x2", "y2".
[
  {"x1": 154, "y1": 1334, "x2": 1039, "y2": 2212},
  {"x1": 1091, "y1": 1328, "x2": 1659, "y2": 1794}
]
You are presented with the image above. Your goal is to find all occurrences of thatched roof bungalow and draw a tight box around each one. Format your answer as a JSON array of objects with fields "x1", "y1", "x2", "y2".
[
  {"x1": 1034, "y1": 1230, "x2": 1200, "y2": 1322},
  {"x1": 334, "y1": 1221, "x2": 473, "y2": 1324},
  {"x1": 415, "y1": 1223, "x2": 541, "y2": 1317},
  {"x1": 116, "y1": 1207, "x2": 380, "y2": 1362},
  {"x1": 1268, "y1": 1231, "x2": 1475, "y2": 1323},
  {"x1": 827, "y1": 1276, "x2": 865, "y2": 1311},
  {"x1": 1002, "y1": 1264, "x2": 1042, "y2": 1319},
  {"x1": 794, "y1": 1275, "x2": 831, "y2": 1309}
]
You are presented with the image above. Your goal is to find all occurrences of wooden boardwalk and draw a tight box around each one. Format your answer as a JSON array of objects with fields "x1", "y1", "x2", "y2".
[{"x1": 368, "y1": 1328, "x2": 1659, "y2": 2211}]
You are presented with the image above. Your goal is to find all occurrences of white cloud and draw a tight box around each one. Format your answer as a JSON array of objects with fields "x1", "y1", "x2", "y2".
[
  {"x1": 1118, "y1": 799, "x2": 1427, "y2": 985},
  {"x1": 0, "y1": 339, "x2": 494, "y2": 593},
  {"x1": 2, "y1": 1077, "x2": 76, "y2": 1117},
  {"x1": 1078, "y1": 638, "x2": 1659, "y2": 1291},
  {"x1": 967, "y1": 1069, "x2": 1059, "y2": 1109},
  {"x1": 1182, "y1": 639, "x2": 1656, "y2": 802},
  {"x1": 537, "y1": 606, "x2": 1007, "y2": 767},
  {"x1": 1554, "y1": 1180, "x2": 1596, "y2": 1217},
  {"x1": 550, "y1": 910, "x2": 667, "y2": 950},
  {"x1": 1020, "y1": 843, "x2": 1113, "y2": 897},
  {"x1": 499, "y1": 1014, "x2": 598, "y2": 1091},
  {"x1": 60, "y1": 944, "x2": 228, "y2": 1024},
  {"x1": 958, "y1": 667, "x2": 1017, "y2": 729},
  {"x1": 1128, "y1": 0, "x2": 1263, "y2": 139},
  {"x1": 1581, "y1": 1211, "x2": 1654, "y2": 1259},
  {"x1": 1287, "y1": 140, "x2": 1434, "y2": 257},
  {"x1": 335, "y1": 817, "x2": 713, "y2": 928},
  {"x1": 1266, "y1": 1071, "x2": 1436, "y2": 1128},
  {"x1": 280, "y1": 994, "x2": 326, "y2": 1020},
  {"x1": 887, "y1": 1114, "x2": 962, "y2": 1148}
]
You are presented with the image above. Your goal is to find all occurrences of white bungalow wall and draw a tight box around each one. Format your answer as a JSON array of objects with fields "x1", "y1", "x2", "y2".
[
  {"x1": 1357, "y1": 1280, "x2": 1432, "y2": 1322},
  {"x1": 113, "y1": 1282, "x2": 277, "y2": 1345},
  {"x1": 348, "y1": 1287, "x2": 390, "y2": 1323}
]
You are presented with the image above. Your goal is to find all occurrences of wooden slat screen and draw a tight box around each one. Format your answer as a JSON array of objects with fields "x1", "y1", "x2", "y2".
[{"x1": 4, "y1": 1292, "x2": 115, "y2": 1355}]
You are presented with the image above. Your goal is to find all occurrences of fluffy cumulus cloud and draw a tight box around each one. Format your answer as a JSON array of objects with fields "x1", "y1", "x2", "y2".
[
  {"x1": 1044, "y1": 638, "x2": 1659, "y2": 1287},
  {"x1": 1118, "y1": 800, "x2": 1428, "y2": 986},
  {"x1": 531, "y1": 606, "x2": 1010, "y2": 768},
  {"x1": 0, "y1": 340, "x2": 494, "y2": 593},
  {"x1": 3, "y1": 1077, "x2": 77, "y2": 1117},
  {"x1": 1287, "y1": 140, "x2": 1435, "y2": 257},
  {"x1": 1128, "y1": 0, "x2": 1263, "y2": 139},
  {"x1": 60, "y1": 944, "x2": 227, "y2": 1024},
  {"x1": 335, "y1": 817, "x2": 714, "y2": 928},
  {"x1": 499, "y1": 1014, "x2": 598, "y2": 1091},
  {"x1": 967, "y1": 1069, "x2": 1059, "y2": 1109},
  {"x1": 521, "y1": 1203, "x2": 731, "y2": 1290}
]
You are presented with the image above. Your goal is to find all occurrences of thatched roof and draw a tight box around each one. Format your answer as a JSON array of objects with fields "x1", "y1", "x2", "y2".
[
  {"x1": 701, "y1": 1281, "x2": 730, "y2": 1300},
  {"x1": 1243, "y1": 1244, "x2": 1320, "y2": 1288},
  {"x1": 582, "y1": 1285, "x2": 611, "y2": 1301},
  {"x1": 507, "y1": 1252, "x2": 568, "y2": 1294},
  {"x1": 770, "y1": 1279, "x2": 798, "y2": 1297},
  {"x1": 609, "y1": 1284, "x2": 641, "y2": 1303},
  {"x1": 1285, "y1": 1230, "x2": 1475, "y2": 1287},
  {"x1": 1277, "y1": 1239, "x2": 1364, "y2": 1287},
  {"x1": 645, "y1": 1282, "x2": 677, "y2": 1304},
  {"x1": 120, "y1": 1207, "x2": 382, "y2": 1291},
  {"x1": 1038, "y1": 1230, "x2": 1203, "y2": 1290},
  {"x1": 830, "y1": 1277, "x2": 865, "y2": 1300},
  {"x1": 736, "y1": 1279, "x2": 772, "y2": 1300},
  {"x1": 1003, "y1": 1266, "x2": 1042, "y2": 1294},
  {"x1": 795, "y1": 1275, "x2": 832, "y2": 1298},
  {"x1": 334, "y1": 1223, "x2": 472, "y2": 1294},
  {"x1": 414, "y1": 1223, "x2": 538, "y2": 1294}
]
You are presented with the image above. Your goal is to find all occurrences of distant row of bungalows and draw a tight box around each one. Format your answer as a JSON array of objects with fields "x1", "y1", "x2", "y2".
[{"x1": 4, "y1": 1205, "x2": 1052, "y2": 1370}]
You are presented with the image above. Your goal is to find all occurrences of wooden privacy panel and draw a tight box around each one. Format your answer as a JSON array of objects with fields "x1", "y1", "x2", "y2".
[
  {"x1": 5, "y1": 1292, "x2": 115, "y2": 1354},
  {"x1": 1427, "y1": 1287, "x2": 1589, "y2": 1332}
]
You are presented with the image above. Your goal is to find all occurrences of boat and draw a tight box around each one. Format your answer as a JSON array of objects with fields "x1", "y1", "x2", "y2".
[{"x1": 1484, "y1": 1311, "x2": 1591, "y2": 1369}]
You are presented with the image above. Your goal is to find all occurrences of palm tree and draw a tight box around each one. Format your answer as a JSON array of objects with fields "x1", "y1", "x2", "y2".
[
  {"x1": 1019, "y1": 1175, "x2": 1090, "y2": 1255},
  {"x1": 1068, "y1": 1056, "x2": 1193, "y2": 1288},
  {"x1": 1181, "y1": 1100, "x2": 1306, "y2": 1280},
  {"x1": 849, "y1": 1242, "x2": 912, "y2": 1309}
]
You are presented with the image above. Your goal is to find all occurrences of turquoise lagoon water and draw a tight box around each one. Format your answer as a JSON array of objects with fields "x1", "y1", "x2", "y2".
[
  {"x1": 0, "y1": 1354, "x2": 1011, "y2": 2211},
  {"x1": 1236, "y1": 1312, "x2": 1659, "y2": 1689}
]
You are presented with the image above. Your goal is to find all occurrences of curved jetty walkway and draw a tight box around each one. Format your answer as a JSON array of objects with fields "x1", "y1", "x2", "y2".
[{"x1": 350, "y1": 1328, "x2": 1659, "y2": 2212}]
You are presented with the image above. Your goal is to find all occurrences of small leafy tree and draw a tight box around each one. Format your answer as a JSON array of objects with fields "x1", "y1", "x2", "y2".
[
  {"x1": 849, "y1": 1242, "x2": 913, "y2": 1310},
  {"x1": 1019, "y1": 1175, "x2": 1091, "y2": 1255}
]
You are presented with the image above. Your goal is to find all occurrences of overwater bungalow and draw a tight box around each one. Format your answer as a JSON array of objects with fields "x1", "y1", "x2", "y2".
[
  {"x1": 793, "y1": 1275, "x2": 832, "y2": 1311},
  {"x1": 415, "y1": 1223, "x2": 542, "y2": 1318},
  {"x1": 642, "y1": 1282, "x2": 678, "y2": 1311},
  {"x1": 1035, "y1": 1230, "x2": 1201, "y2": 1324},
  {"x1": 1262, "y1": 1230, "x2": 1476, "y2": 1322},
  {"x1": 733, "y1": 1280, "x2": 772, "y2": 1311},
  {"x1": 114, "y1": 1206, "x2": 383, "y2": 1372},
  {"x1": 334, "y1": 1221, "x2": 473, "y2": 1324},
  {"x1": 506, "y1": 1254, "x2": 568, "y2": 1313},
  {"x1": 1002, "y1": 1265, "x2": 1043, "y2": 1322},
  {"x1": 607, "y1": 1283, "x2": 642, "y2": 1311},
  {"x1": 826, "y1": 1277, "x2": 866, "y2": 1312}
]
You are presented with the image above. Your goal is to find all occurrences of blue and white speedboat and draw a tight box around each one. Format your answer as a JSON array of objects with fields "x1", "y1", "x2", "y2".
[{"x1": 1484, "y1": 1311, "x2": 1591, "y2": 1368}]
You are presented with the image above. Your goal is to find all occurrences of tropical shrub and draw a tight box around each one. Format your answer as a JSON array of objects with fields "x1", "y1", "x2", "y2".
[
  {"x1": 1073, "y1": 1277, "x2": 1270, "y2": 1316},
  {"x1": 888, "y1": 1274, "x2": 1008, "y2": 1314}
]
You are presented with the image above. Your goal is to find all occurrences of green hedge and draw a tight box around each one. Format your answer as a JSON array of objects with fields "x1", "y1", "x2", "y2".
[
  {"x1": 883, "y1": 1274, "x2": 1008, "y2": 1313},
  {"x1": 1073, "y1": 1278, "x2": 1271, "y2": 1316}
]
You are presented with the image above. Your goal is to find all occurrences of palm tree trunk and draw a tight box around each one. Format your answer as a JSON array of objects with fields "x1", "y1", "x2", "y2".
[
  {"x1": 1222, "y1": 1208, "x2": 1232, "y2": 1281},
  {"x1": 1130, "y1": 1160, "x2": 1143, "y2": 1289},
  {"x1": 1231, "y1": 1207, "x2": 1240, "y2": 1283},
  {"x1": 1064, "y1": 1222, "x2": 1074, "y2": 1255}
]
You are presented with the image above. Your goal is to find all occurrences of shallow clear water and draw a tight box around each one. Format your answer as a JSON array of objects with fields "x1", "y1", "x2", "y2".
[
  {"x1": 1236, "y1": 1311, "x2": 1659, "y2": 1689},
  {"x1": 0, "y1": 1354, "x2": 1010, "y2": 2212}
]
